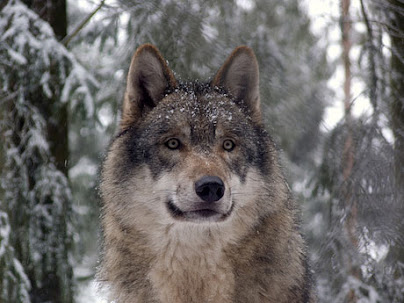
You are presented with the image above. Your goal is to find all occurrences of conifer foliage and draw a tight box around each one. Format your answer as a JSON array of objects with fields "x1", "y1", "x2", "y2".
[{"x1": 0, "y1": 1, "x2": 95, "y2": 302}]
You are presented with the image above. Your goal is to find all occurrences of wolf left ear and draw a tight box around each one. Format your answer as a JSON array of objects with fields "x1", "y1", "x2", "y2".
[
  {"x1": 211, "y1": 46, "x2": 261, "y2": 123},
  {"x1": 121, "y1": 44, "x2": 177, "y2": 130}
]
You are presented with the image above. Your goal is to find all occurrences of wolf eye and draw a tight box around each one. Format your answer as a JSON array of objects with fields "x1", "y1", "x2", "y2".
[
  {"x1": 165, "y1": 138, "x2": 180, "y2": 150},
  {"x1": 223, "y1": 139, "x2": 235, "y2": 151}
]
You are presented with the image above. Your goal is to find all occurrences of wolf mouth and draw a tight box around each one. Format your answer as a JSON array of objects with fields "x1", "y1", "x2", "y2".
[{"x1": 166, "y1": 200, "x2": 233, "y2": 222}]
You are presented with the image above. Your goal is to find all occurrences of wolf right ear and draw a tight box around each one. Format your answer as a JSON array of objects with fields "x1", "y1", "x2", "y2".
[
  {"x1": 120, "y1": 44, "x2": 177, "y2": 130},
  {"x1": 211, "y1": 46, "x2": 261, "y2": 124}
]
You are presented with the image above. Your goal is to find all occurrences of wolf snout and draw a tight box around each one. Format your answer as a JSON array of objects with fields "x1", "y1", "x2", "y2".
[{"x1": 195, "y1": 176, "x2": 225, "y2": 203}]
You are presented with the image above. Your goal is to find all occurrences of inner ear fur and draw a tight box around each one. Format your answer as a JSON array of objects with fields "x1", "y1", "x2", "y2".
[
  {"x1": 121, "y1": 44, "x2": 177, "y2": 130},
  {"x1": 211, "y1": 46, "x2": 261, "y2": 123}
]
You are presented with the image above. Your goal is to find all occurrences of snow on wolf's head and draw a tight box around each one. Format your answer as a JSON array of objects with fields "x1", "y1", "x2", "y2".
[{"x1": 101, "y1": 44, "x2": 286, "y2": 229}]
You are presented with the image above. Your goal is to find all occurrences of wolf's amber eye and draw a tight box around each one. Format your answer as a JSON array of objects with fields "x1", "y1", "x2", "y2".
[
  {"x1": 223, "y1": 139, "x2": 235, "y2": 151},
  {"x1": 165, "y1": 138, "x2": 180, "y2": 150}
]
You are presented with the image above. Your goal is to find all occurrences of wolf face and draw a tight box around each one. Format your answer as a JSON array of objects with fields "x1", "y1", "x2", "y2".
[
  {"x1": 102, "y1": 45, "x2": 280, "y2": 227},
  {"x1": 100, "y1": 44, "x2": 313, "y2": 303}
]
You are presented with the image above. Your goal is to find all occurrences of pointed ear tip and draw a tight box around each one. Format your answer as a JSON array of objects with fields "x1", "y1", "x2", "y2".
[
  {"x1": 228, "y1": 46, "x2": 259, "y2": 71},
  {"x1": 127, "y1": 44, "x2": 178, "y2": 91},
  {"x1": 133, "y1": 43, "x2": 161, "y2": 59},
  {"x1": 232, "y1": 45, "x2": 257, "y2": 59}
]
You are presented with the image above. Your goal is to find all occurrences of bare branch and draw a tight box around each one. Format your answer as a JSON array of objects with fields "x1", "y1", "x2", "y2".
[{"x1": 62, "y1": 0, "x2": 105, "y2": 47}]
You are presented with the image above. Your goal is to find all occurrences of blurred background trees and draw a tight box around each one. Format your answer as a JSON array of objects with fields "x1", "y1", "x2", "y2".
[
  {"x1": 0, "y1": 0, "x2": 95, "y2": 302},
  {"x1": 0, "y1": 0, "x2": 403, "y2": 302}
]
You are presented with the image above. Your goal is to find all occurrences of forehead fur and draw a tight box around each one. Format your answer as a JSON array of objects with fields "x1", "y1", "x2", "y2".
[{"x1": 139, "y1": 81, "x2": 252, "y2": 128}]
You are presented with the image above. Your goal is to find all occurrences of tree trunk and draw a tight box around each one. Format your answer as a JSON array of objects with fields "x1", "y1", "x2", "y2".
[
  {"x1": 341, "y1": 0, "x2": 361, "y2": 301},
  {"x1": 22, "y1": 0, "x2": 69, "y2": 174},
  {"x1": 24, "y1": 0, "x2": 67, "y2": 40},
  {"x1": 388, "y1": 0, "x2": 404, "y2": 270},
  {"x1": 18, "y1": 1, "x2": 72, "y2": 302}
]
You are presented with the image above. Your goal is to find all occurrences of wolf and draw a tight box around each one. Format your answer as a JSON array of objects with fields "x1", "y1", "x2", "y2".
[{"x1": 99, "y1": 44, "x2": 314, "y2": 303}]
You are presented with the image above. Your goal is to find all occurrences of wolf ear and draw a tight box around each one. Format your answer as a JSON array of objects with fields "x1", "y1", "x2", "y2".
[
  {"x1": 121, "y1": 44, "x2": 177, "y2": 130},
  {"x1": 211, "y1": 46, "x2": 261, "y2": 123}
]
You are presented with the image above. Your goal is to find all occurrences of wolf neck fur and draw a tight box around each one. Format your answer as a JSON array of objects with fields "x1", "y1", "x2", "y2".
[{"x1": 147, "y1": 224, "x2": 235, "y2": 303}]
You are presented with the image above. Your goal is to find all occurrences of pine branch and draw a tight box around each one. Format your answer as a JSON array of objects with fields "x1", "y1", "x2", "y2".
[{"x1": 62, "y1": 0, "x2": 105, "y2": 47}]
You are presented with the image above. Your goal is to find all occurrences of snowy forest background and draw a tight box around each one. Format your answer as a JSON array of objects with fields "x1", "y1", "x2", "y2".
[{"x1": 0, "y1": 0, "x2": 403, "y2": 302}]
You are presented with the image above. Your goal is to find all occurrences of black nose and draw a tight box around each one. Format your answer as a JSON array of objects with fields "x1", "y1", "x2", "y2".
[{"x1": 195, "y1": 176, "x2": 225, "y2": 203}]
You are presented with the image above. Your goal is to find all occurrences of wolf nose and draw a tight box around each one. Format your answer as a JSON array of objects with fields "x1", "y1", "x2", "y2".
[{"x1": 195, "y1": 176, "x2": 225, "y2": 203}]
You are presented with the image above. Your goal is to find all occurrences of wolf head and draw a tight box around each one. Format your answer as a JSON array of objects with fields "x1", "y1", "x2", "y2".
[{"x1": 101, "y1": 44, "x2": 286, "y2": 228}]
